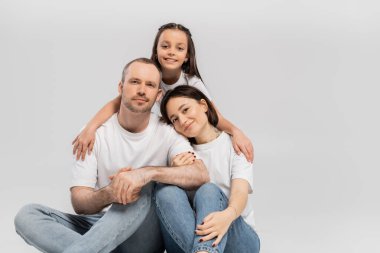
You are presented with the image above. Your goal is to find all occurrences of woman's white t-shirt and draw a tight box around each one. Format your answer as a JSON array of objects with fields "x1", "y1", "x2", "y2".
[{"x1": 193, "y1": 132, "x2": 256, "y2": 228}]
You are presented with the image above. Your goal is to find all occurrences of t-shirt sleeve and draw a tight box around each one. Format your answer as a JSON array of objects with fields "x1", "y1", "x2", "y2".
[
  {"x1": 188, "y1": 76, "x2": 212, "y2": 101},
  {"x1": 70, "y1": 133, "x2": 99, "y2": 189},
  {"x1": 231, "y1": 152, "x2": 254, "y2": 194},
  {"x1": 167, "y1": 128, "x2": 198, "y2": 163}
]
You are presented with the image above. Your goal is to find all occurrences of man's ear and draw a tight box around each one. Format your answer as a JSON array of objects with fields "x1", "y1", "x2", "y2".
[
  {"x1": 199, "y1": 99, "x2": 208, "y2": 112},
  {"x1": 156, "y1": 89, "x2": 163, "y2": 102},
  {"x1": 118, "y1": 81, "x2": 123, "y2": 95}
]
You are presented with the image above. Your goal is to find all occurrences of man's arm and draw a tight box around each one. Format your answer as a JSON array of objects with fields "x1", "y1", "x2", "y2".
[
  {"x1": 144, "y1": 159, "x2": 209, "y2": 190},
  {"x1": 70, "y1": 186, "x2": 115, "y2": 215},
  {"x1": 111, "y1": 159, "x2": 209, "y2": 204}
]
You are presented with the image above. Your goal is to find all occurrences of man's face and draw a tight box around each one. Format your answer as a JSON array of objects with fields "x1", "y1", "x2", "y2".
[{"x1": 119, "y1": 62, "x2": 162, "y2": 113}]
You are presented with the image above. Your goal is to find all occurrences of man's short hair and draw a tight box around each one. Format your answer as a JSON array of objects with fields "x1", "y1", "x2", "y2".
[{"x1": 121, "y1": 58, "x2": 161, "y2": 83}]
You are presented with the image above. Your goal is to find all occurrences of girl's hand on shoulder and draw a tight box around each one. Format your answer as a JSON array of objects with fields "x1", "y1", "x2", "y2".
[
  {"x1": 231, "y1": 129, "x2": 254, "y2": 163},
  {"x1": 72, "y1": 127, "x2": 96, "y2": 161},
  {"x1": 195, "y1": 208, "x2": 236, "y2": 247},
  {"x1": 171, "y1": 152, "x2": 196, "y2": 167}
]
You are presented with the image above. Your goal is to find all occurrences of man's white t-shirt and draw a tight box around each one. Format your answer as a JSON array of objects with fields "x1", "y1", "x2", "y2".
[
  {"x1": 152, "y1": 72, "x2": 212, "y2": 115},
  {"x1": 71, "y1": 113, "x2": 194, "y2": 190},
  {"x1": 193, "y1": 132, "x2": 256, "y2": 228}
]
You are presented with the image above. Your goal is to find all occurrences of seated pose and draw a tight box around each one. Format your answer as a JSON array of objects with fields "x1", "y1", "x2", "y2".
[
  {"x1": 155, "y1": 85, "x2": 260, "y2": 253},
  {"x1": 14, "y1": 58, "x2": 209, "y2": 253}
]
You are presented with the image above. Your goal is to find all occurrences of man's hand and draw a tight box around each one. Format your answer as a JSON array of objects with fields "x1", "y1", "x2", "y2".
[{"x1": 109, "y1": 168, "x2": 147, "y2": 205}]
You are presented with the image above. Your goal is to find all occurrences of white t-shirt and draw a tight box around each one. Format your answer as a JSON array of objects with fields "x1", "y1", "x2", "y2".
[
  {"x1": 193, "y1": 132, "x2": 256, "y2": 228},
  {"x1": 152, "y1": 72, "x2": 212, "y2": 115},
  {"x1": 71, "y1": 113, "x2": 194, "y2": 191}
]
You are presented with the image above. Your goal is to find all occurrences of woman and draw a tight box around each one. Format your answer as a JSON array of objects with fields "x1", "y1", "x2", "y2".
[{"x1": 155, "y1": 85, "x2": 260, "y2": 253}]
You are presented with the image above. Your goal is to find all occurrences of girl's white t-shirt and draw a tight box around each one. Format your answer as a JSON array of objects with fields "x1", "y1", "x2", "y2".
[
  {"x1": 193, "y1": 132, "x2": 256, "y2": 228},
  {"x1": 152, "y1": 72, "x2": 212, "y2": 115}
]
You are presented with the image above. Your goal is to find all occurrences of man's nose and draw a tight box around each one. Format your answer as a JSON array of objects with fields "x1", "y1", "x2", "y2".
[{"x1": 137, "y1": 85, "x2": 146, "y2": 95}]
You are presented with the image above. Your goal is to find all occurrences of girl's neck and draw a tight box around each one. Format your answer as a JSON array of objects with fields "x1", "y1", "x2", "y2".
[
  {"x1": 161, "y1": 69, "x2": 182, "y2": 85},
  {"x1": 194, "y1": 124, "x2": 221, "y2": 145}
]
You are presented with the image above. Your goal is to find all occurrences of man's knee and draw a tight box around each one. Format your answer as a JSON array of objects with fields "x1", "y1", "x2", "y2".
[{"x1": 14, "y1": 203, "x2": 44, "y2": 235}]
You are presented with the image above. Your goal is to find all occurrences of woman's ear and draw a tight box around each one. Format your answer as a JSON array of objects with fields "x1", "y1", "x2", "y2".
[{"x1": 199, "y1": 99, "x2": 208, "y2": 112}]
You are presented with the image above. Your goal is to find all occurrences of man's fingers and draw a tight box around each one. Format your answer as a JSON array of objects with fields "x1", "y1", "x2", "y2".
[{"x1": 122, "y1": 184, "x2": 130, "y2": 205}]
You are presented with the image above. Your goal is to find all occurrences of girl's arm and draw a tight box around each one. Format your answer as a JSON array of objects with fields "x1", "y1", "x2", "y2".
[
  {"x1": 195, "y1": 179, "x2": 250, "y2": 246},
  {"x1": 72, "y1": 95, "x2": 121, "y2": 160},
  {"x1": 213, "y1": 102, "x2": 254, "y2": 163}
]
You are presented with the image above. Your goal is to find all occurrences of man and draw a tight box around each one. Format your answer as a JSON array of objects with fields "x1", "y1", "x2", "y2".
[{"x1": 14, "y1": 58, "x2": 209, "y2": 253}]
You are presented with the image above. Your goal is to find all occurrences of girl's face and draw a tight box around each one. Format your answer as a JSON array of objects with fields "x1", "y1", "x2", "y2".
[
  {"x1": 156, "y1": 29, "x2": 188, "y2": 72},
  {"x1": 166, "y1": 96, "x2": 209, "y2": 138}
]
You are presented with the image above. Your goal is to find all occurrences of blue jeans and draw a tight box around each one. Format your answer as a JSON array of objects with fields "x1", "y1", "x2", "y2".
[
  {"x1": 154, "y1": 183, "x2": 260, "y2": 253},
  {"x1": 14, "y1": 184, "x2": 164, "y2": 253}
]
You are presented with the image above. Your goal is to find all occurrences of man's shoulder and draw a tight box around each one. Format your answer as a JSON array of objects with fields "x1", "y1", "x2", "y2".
[
  {"x1": 154, "y1": 115, "x2": 178, "y2": 135},
  {"x1": 95, "y1": 114, "x2": 118, "y2": 137}
]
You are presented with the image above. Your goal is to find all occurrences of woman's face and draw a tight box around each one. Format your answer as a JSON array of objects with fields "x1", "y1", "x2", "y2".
[
  {"x1": 156, "y1": 29, "x2": 188, "y2": 72},
  {"x1": 166, "y1": 96, "x2": 209, "y2": 138}
]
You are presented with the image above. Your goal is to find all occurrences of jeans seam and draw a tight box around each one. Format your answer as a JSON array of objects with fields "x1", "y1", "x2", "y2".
[
  {"x1": 97, "y1": 194, "x2": 151, "y2": 253},
  {"x1": 154, "y1": 190, "x2": 188, "y2": 252}
]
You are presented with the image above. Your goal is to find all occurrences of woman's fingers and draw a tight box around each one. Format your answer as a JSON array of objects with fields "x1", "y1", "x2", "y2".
[
  {"x1": 212, "y1": 234, "x2": 224, "y2": 247},
  {"x1": 199, "y1": 231, "x2": 218, "y2": 243}
]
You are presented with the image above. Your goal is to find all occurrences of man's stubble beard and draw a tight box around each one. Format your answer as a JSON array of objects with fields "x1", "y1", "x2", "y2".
[{"x1": 123, "y1": 99, "x2": 153, "y2": 114}]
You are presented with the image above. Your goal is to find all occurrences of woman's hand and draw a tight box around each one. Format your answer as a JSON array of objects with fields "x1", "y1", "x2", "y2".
[
  {"x1": 231, "y1": 128, "x2": 254, "y2": 163},
  {"x1": 171, "y1": 152, "x2": 196, "y2": 166},
  {"x1": 72, "y1": 127, "x2": 96, "y2": 161},
  {"x1": 195, "y1": 207, "x2": 236, "y2": 247}
]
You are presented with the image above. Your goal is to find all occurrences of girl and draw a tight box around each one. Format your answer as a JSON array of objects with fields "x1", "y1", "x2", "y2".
[
  {"x1": 72, "y1": 23, "x2": 254, "y2": 163},
  {"x1": 155, "y1": 85, "x2": 260, "y2": 253}
]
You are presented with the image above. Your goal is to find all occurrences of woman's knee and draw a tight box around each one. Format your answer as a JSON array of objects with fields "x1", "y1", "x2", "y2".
[
  {"x1": 194, "y1": 183, "x2": 225, "y2": 202},
  {"x1": 154, "y1": 184, "x2": 186, "y2": 203}
]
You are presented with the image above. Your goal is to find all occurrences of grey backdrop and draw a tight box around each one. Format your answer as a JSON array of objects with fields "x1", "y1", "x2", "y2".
[{"x1": 1, "y1": 0, "x2": 379, "y2": 252}]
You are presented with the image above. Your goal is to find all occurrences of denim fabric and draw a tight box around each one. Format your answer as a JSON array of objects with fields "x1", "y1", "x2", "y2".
[
  {"x1": 15, "y1": 184, "x2": 164, "y2": 253},
  {"x1": 154, "y1": 183, "x2": 260, "y2": 253}
]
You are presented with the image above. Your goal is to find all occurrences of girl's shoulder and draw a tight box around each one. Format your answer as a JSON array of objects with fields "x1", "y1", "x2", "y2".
[
  {"x1": 184, "y1": 73, "x2": 203, "y2": 85},
  {"x1": 184, "y1": 73, "x2": 212, "y2": 100}
]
